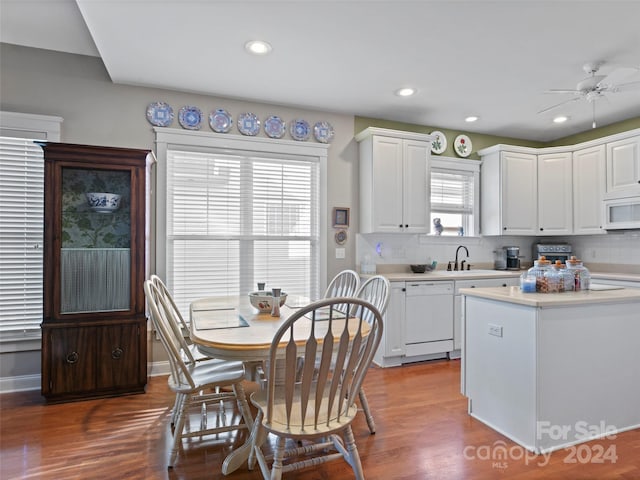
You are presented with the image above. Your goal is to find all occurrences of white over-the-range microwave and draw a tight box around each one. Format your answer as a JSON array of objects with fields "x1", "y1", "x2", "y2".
[{"x1": 603, "y1": 196, "x2": 640, "y2": 230}]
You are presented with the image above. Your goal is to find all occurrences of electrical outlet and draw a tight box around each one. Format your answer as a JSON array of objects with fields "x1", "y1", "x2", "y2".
[
  {"x1": 488, "y1": 324, "x2": 503, "y2": 337},
  {"x1": 335, "y1": 248, "x2": 345, "y2": 259}
]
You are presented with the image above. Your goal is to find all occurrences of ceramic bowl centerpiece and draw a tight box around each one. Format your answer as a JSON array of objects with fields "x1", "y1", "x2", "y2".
[
  {"x1": 249, "y1": 291, "x2": 288, "y2": 313},
  {"x1": 410, "y1": 264, "x2": 435, "y2": 274},
  {"x1": 85, "y1": 192, "x2": 122, "y2": 213}
]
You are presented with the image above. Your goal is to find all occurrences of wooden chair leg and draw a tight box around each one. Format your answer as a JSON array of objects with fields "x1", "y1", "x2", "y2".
[
  {"x1": 359, "y1": 388, "x2": 376, "y2": 434},
  {"x1": 270, "y1": 435, "x2": 286, "y2": 480},
  {"x1": 343, "y1": 426, "x2": 365, "y2": 480}
]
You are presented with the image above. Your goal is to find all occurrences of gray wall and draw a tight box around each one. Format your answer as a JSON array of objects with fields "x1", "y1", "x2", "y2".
[{"x1": 0, "y1": 43, "x2": 359, "y2": 385}]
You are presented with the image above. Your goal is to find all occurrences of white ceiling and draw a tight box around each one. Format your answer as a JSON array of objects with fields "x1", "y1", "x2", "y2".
[{"x1": 2, "y1": 0, "x2": 640, "y2": 142}]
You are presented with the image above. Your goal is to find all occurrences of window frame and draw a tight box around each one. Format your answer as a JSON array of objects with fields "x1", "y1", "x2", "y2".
[
  {"x1": 430, "y1": 156, "x2": 480, "y2": 237},
  {"x1": 154, "y1": 128, "x2": 329, "y2": 313},
  {"x1": 0, "y1": 111, "x2": 63, "y2": 353}
]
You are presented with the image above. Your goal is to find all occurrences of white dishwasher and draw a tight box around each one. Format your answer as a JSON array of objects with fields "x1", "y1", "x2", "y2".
[{"x1": 404, "y1": 281, "x2": 454, "y2": 358}]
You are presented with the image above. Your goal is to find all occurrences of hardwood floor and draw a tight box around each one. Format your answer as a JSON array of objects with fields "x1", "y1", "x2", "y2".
[{"x1": 2, "y1": 359, "x2": 639, "y2": 479}]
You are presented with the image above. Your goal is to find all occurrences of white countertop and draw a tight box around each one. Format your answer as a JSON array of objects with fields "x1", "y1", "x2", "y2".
[
  {"x1": 365, "y1": 269, "x2": 640, "y2": 283},
  {"x1": 460, "y1": 285, "x2": 640, "y2": 307}
]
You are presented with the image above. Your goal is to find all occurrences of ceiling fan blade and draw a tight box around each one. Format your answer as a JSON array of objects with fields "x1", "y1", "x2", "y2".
[
  {"x1": 537, "y1": 96, "x2": 581, "y2": 114},
  {"x1": 544, "y1": 89, "x2": 583, "y2": 95},
  {"x1": 597, "y1": 67, "x2": 640, "y2": 88},
  {"x1": 612, "y1": 80, "x2": 640, "y2": 92}
]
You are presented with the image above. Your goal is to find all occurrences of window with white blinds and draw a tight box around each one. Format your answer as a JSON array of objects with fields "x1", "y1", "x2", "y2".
[
  {"x1": 0, "y1": 137, "x2": 44, "y2": 340},
  {"x1": 166, "y1": 146, "x2": 321, "y2": 315},
  {"x1": 430, "y1": 158, "x2": 479, "y2": 236}
]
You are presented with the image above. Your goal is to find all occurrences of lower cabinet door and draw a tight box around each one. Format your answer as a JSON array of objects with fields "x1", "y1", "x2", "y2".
[
  {"x1": 96, "y1": 323, "x2": 142, "y2": 389},
  {"x1": 45, "y1": 326, "x2": 97, "y2": 395}
]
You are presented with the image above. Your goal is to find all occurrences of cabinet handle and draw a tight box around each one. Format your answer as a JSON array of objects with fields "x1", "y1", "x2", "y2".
[
  {"x1": 111, "y1": 347, "x2": 124, "y2": 360},
  {"x1": 66, "y1": 352, "x2": 79, "y2": 364}
]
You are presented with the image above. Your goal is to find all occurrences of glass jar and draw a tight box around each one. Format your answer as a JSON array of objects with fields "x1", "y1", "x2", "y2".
[
  {"x1": 566, "y1": 256, "x2": 591, "y2": 291},
  {"x1": 543, "y1": 265, "x2": 562, "y2": 293},
  {"x1": 520, "y1": 272, "x2": 537, "y2": 293},
  {"x1": 527, "y1": 256, "x2": 552, "y2": 293},
  {"x1": 553, "y1": 260, "x2": 574, "y2": 292}
]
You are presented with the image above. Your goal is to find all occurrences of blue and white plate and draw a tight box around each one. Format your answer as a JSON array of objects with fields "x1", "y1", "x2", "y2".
[
  {"x1": 178, "y1": 106, "x2": 203, "y2": 130},
  {"x1": 264, "y1": 115, "x2": 286, "y2": 139},
  {"x1": 209, "y1": 108, "x2": 233, "y2": 133},
  {"x1": 238, "y1": 112, "x2": 260, "y2": 136},
  {"x1": 289, "y1": 118, "x2": 310, "y2": 141},
  {"x1": 313, "y1": 121, "x2": 334, "y2": 144},
  {"x1": 146, "y1": 101, "x2": 174, "y2": 127}
]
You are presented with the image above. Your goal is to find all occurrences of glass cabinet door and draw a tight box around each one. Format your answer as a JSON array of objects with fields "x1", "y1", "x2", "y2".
[{"x1": 60, "y1": 167, "x2": 132, "y2": 314}]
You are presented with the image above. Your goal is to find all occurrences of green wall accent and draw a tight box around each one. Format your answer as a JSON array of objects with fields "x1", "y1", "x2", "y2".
[
  {"x1": 547, "y1": 117, "x2": 640, "y2": 146},
  {"x1": 354, "y1": 117, "x2": 544, "y2": 160},
  {"x1": 355, "y1": 116, "x2": 640, "y2": 158}
]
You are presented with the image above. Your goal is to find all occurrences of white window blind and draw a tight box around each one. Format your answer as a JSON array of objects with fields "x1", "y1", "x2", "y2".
[
  {"x1": 0, "y1": 137, "x2": 44, "y2": 339},
  {"x1": 167, "y1": 147, "x2": 320, "y2": 315}
]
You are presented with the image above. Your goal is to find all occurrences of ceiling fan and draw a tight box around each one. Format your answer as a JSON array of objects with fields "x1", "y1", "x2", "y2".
[{"x1": 538, "y1": 62, "x2": 640, "y2": 128}]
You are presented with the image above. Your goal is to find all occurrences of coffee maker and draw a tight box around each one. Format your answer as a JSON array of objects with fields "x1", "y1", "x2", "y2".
[
  {"x1": 494, "y1": 246, "x2": 521, "y2": 270},
  {"x1": 505, "y1": 246, "x2": 521, "y2": 270}
]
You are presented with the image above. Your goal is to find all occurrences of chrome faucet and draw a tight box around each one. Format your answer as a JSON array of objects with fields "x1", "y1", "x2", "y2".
[{"x1": 454, "y1": 245, "x2": 469, "y2": 271}]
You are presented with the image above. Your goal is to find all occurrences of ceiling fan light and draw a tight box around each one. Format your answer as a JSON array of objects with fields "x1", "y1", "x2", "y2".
[
  {"x1": 395, "y1": 87, "x2": 416, "y2": 97},
  {"x1": 553, "y1": 115, "x2": 569, "y2": 124},
  {"x1": 244, "y1": 40, "x2": 272, "y2": 55}
]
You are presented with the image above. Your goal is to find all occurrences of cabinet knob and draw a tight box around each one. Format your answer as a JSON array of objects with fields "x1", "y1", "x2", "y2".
[
  {"x1": 399, "y1": 224, "x2": 403, "y2": 228},
  {"x1": 66, "y1": 352, "x2": 79, "y2": 364},
  {"x1": 540, "y1": 227, "x2": 544, "y2": 231},
  {"x1": 503, "y1": 227, "x2": 507, "y2": 230},
  {"x1": 405, "y1": 224, "x2": 409, "y2": 228},
  {"x1": 111, "y1": 347, "x2": 124, "y2": 360}
]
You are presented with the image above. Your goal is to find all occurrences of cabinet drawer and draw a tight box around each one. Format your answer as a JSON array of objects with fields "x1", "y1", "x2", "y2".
[{"x1": 454, "y1": 277, "x2": 518, "y2": 294}]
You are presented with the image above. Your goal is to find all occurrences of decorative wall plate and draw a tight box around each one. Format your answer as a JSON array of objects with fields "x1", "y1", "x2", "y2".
[
  {"x1": 238, "y1": 112, "x2": 260, "y2": 136},
  {"x1": 290, "y1": 118, "x2": 311, "y2": 141},
  {"x1": 335, "y1": 229, "x2": 348, "y2": 245},
  {"x1": 454, "y1": 134, "x2": 473, "y2": 157},
  {"x1": 146, "y1": 102, "x2": 174, "y2": 127},
  {"x1": 313, "y1": 121, "x2": 334, "y2": 143},
  {"x1": 429, "y1": 130, "x2": 447, "y2": 154},
  {"x1": 209, "y1": 108, "x2": 233, "y2": 133},
  {"x1": 264, "y1": 115, "x2": 286, "y2": 138},
  {"x1": 178, "y1": 106, "x2": 203, "y2": 130}
]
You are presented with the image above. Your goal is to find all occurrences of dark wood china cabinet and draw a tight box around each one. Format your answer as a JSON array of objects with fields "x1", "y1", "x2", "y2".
[{"x1": 40, "y1": 142, "x2": 153, "y2": 403}]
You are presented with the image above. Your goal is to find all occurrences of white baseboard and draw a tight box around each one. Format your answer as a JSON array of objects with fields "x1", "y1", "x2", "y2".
[
  {"x1": 0, "y1": 363, "x2": 170, "y2": 394},
  {"x1": 0, "y1": 374, "x2": 41, "y2": 393}
]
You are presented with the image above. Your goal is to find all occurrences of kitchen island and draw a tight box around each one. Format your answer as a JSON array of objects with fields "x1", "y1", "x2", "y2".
[{"x1": 461, "y1": 286, "x2": 640, "y2": 454}]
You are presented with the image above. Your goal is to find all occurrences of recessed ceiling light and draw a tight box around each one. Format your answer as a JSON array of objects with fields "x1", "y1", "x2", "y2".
[
  {"x1": 553, "y1": 115, "x2": 569, "y2": 124},
  {"x1": 395, "y1": 87, "x2": 416, "y2": 97},
  {"x1": 244, "y1": 40, "x2": 272, "y2": 55},
  {"x1": 465, "y1": 116, "x2": 479, "y2": 123}
]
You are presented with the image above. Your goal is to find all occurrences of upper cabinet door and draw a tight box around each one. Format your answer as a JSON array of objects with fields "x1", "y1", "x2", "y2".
[
  {"x1": 606, "y1": 136, "x2": 640, "y2": 197},
  {"x1": 501, "y1": 151, "x2": 538, "y2": 235},
  {"x1": 402, "y1": 140, "x2": 429, "y2": 233},
  {"x1": 370, "y1": 136, "x2": 404, "y2": 232},
  {"x1": 573, "y1": 145, "x2": 605, "y2": 235},
  {"x1": 537, "y1": 152, "x2": 573, "y2": 235}
]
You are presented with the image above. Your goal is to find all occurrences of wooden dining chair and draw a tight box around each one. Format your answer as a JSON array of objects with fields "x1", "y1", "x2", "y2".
[
  {"x1": 352, "y1": 275, "x2": 390, "y2": 434},
  {"x1": 324, "y1": 270, "x2": 360, "y2": 314},
  {"x1": 248, "y1": 297, "x2": 383, "y2": 479},
  {"x1": 144, "y1": 280, "x2": 254, "y2": 469}
]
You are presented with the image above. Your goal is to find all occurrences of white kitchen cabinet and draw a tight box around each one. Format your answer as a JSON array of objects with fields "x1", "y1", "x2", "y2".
[
  {"x1": 537, "y1": 152, "x2": 573, "y2": 235},
  {"x1": 356, "y1": 127, "x2": 432, "y2": 233},
  {"x1": 404, "y1": 281, "x2": 454, "y2": 358},
  {"x1": 480, "y1": 148, "x2": 538, "y2": 235},
  {"x1": 605, "y1": 135, "x2": 640, "y2": 198},
  {"x1": 573, "y1": 144, "x2": 605, "y2": 234},
  {"x1": 373, "y1": 282, "x2": 406, "y2": 367}
]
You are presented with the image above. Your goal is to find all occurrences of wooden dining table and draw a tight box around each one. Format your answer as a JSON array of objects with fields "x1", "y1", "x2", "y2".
[{"x1": 189, "y1": 294, "x2": 368, "y2": 474}]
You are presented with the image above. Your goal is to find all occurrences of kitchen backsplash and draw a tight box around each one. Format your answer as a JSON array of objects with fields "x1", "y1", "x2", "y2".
[{"x1": 357, "y1": 231, "x2": 640, "y2": 273}]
